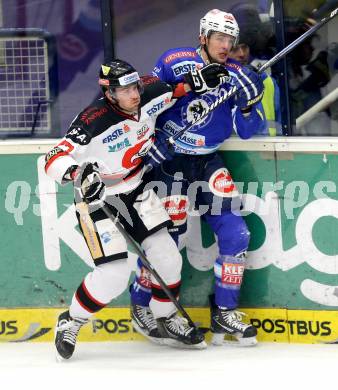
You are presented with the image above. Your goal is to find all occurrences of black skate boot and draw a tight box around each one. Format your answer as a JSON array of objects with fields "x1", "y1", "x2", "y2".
[
  {"x1": 131, "y1": 304, "x2": 165, "y2": 345},
  {"x1": 55, "y1": 310, "x2": 88, "y2": 360},
  {"x1": 210, "y1": 294, "x2": 257, "y2": 347},
  {"x1": 157, "y1": 313, "x2": 207, "y2": 349}
]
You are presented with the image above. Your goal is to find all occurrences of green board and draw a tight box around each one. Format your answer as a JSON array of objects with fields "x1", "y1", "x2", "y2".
[{"x1": 1, "y1": 150, "x2": 338, "y2": 310}]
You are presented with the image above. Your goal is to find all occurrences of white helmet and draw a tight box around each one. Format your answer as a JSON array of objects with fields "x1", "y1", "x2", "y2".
[{"x1": 200, "y1": 9, "x2": 240, "y2": 46}]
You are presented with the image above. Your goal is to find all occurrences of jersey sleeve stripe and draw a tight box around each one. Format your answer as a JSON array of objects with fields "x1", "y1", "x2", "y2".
[{"x1": 45, "y1": 151, "x2": 70, "y2": 173}]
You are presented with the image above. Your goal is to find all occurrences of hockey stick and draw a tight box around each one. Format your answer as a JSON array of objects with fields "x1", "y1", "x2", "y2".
[
  {"x1": 100, "y1": 201, "x2": 204, "y2": 331},
  {"x1": 168, "y1": 6, "x2": 338, "y2": 144}
]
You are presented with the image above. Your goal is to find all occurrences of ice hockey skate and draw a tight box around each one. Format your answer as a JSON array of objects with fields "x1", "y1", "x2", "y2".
[
  {"x1": 131, "y1": 304, "x2": 165, "y2": 345},
  {"x1": 156, "y1": 313, "x2": 207, "y2": 349},
  {"x1": 55, "y1": 310, "x2": 88, "y2": 361},
  {"x1": 210, "y1": 296, "x2": 257, "y2": 347}
]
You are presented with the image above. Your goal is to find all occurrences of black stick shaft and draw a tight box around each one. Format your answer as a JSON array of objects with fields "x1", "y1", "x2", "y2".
[{"x1": 260, "y1": 7, "x2": 338, "y2": 73}]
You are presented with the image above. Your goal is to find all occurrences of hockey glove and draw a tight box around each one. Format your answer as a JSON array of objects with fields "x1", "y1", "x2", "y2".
[
  {"x1": 144, "y1": 136, "x2": 175, "y2": 170},
  {"x1": 234, "y1": 66, "x2": 264, "y2": 110},
  {"x1": 79, "y1": 162, "x2": 106, "y2": 204},
  {"x1": 185, "y1": 63, "x2": 229, "y2": 94}
]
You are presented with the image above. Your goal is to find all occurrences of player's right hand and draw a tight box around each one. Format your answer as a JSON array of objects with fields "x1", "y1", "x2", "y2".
[
  {"x1": 185, "y1": 63, "x2": 229, "y2": 94},
  {"x1": 79, "y1": 162, "x2": 106, "y2": 204}
]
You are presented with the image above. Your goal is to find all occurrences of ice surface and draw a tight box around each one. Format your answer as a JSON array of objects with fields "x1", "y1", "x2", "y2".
[{"x1": 0, "y1": 341, "x2": 337, "y2": 389}]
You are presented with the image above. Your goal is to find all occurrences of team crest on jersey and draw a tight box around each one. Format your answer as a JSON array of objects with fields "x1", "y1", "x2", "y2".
[
  {"x1": 122, "y1": 139, "x2": 153, "y2": 169},
  {"x1": 162, "y1": 195, "x2": 188, "y2": 226},
  {"x1": 182, "y1": 97, "x2": 213, "y2": 129},
  {"x1": 209, "y1": 168, "x2": 239, "y2": 197}
]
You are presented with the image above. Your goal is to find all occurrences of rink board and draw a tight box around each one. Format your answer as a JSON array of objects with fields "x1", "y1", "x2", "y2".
[
  {"x1": 2, "y1": 139, "x2": 338, "y2": 346},
  {"x1": 0, "y1": 307, "x2": 336, "y2": 344}
]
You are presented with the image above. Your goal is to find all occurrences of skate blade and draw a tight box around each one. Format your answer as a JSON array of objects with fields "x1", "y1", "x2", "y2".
[
  {"x1": 54, "y1": 326, "x2": 66, "y2": 362},
  {"x1": 162, "y1": 338, "x2": 207, "y2": 350},
  {"x1": 55, "y1": 350, "x2": 69, "y2": 362},
  {"x1": 131, "y1": 319, "x2": 165, "y2": 345},
  {"x1": 54, "y1": 326, "x2": 72, "y2": 361},
  {"x1": 211, "y1": 332, "x2": 258, "y2": 347}
]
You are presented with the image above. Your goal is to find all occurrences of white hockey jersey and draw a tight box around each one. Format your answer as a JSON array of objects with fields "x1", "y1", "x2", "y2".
[{"x1": 45, "y1": 77, "x2": 176, "y2": 195}]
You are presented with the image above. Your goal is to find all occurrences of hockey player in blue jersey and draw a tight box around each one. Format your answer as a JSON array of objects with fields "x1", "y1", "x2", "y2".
[{"x1": 130, "y1": 9, "x2": 266, "y2": 347}]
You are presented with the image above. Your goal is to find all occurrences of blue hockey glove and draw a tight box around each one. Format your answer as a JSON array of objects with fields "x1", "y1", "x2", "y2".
[
  {"x1": 78, "y1": 162, "x2": 106, "y2": 204},
  {"x1": 144, "y1": 136, "x2": 175, "y2": 170},
  {"x1": 185, "y1": 63, "x2": 229, "y2": 94},
  {"x1": 234, "y1": 66, "x2": 264, "y2": 109}
]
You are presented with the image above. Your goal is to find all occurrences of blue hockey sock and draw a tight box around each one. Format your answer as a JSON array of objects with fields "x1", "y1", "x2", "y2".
[
  {"x1": 214, "y1": 254, "x2": 246, "y2": 309},
  {"x1": 130, "y1": 258, "x2": 152, "y2": 307}
]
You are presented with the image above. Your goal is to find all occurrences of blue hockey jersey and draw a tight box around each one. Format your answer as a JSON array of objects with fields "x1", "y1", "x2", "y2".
[{"x1": 152, "y1": 47, "x2": 266, "y2": 154}]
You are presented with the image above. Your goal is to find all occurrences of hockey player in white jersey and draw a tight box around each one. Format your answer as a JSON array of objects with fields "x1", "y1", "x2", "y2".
[{"x1": 45, "y1": 59, "x2": 228, "y2": 359}]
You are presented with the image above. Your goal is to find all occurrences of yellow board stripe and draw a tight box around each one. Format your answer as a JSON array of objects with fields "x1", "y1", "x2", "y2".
[{"x1": 0, "y1": 308, "x2": 337, "y2": 344}]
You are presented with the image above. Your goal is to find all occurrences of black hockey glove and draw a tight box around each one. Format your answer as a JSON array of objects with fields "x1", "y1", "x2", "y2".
[
  {"x1": 79, "y1": 162, "x2": 106, "y2": 204},
  {"x1": 233, "y1": 66, "x2": 264, "y2": 110},
  {"x1": 144, "y1": 136, "x2": 175, "y2": 170},
  {"x1": 184, "y1": 63, "x2": 229, "y2": 94}
]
